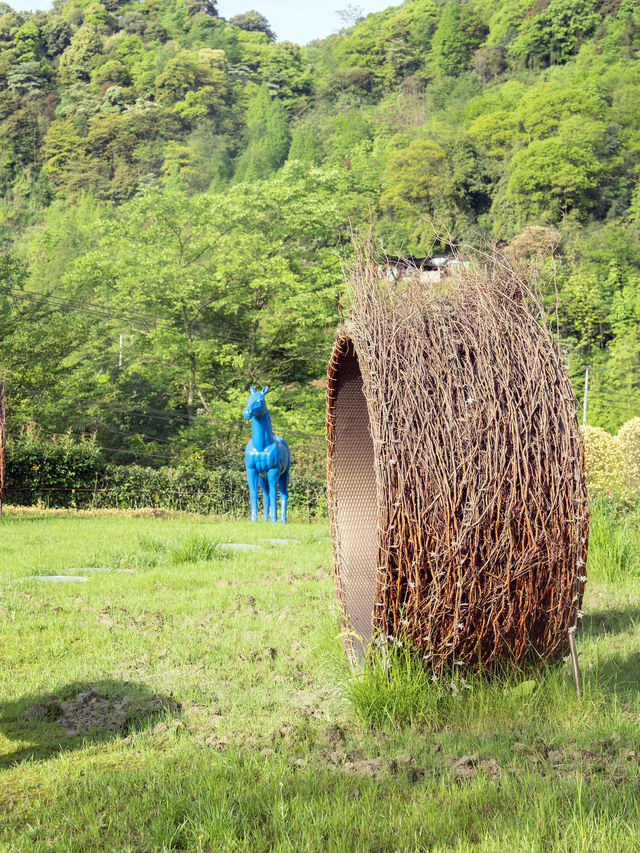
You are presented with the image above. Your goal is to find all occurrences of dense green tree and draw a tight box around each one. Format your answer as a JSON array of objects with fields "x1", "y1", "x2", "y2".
[
  {"x1": 228, "y1": 10, "x2": 274, "y2": 41},
  {"x1": 43, "y1": 17, "x2": 71, "y2": 56},
  {"x1": 0, "y1": 251, "x2": 95, "y2": 431},
  {"x1": 57, "y1": 23, "x2": 102, "y2": 83},
  {"x1": 508, "y1": 0, "x2": 600, "y2": 67},
  {"x1": 380, "y1": 138, "x2": 448, "y2": 247},
  {"x1": 288, "y1": 126, "x2": 320, "y2": 164},
  {"x1": 505, "y1": 131, "x2": 604, "y2": 224},
  {"x1": 331, "y1": 1, "x2": 439, "y2": 92},
  {"x1": 13, "y1": 20, "x2": 42, "y2": 61},
  {"x1": 432, "y1": 1, "x2": 488, "y2": 77},
  {"x1": 516, "y1": 85, "x2": 606, "y2": 141},
  {"x1": 49, "y1": 166, "x2": 346, "y2": 434},
  {"x1": 0, "y1": 0, "x2": 638, "y2": 444},
  {"x1": 42, "y1": 119, "x2": 85, "y2": 184},
  {"x1": 233, "y1": 83, "x2": 289, "y2": 180},
  {"x1": 6, "y1": 60, "x2": 46, "y2": 94}
]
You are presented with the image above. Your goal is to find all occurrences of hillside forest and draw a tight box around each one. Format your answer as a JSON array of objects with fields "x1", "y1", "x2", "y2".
[{"x1": 0, "y1": 0, "x2": 639, "y2": 477}]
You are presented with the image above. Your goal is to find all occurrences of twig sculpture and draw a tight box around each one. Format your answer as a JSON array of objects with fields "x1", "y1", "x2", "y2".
[{"x1": 326, "y1": 252, "x2": 588, "y2": 668}]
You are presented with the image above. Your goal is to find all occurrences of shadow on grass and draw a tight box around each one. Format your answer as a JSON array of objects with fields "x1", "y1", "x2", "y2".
[
  {"x1": 582, "y1": 603, "x2": 640, "y2": 639},
  {"x1": 0, "y1": 679, "x2": 180, "y2": 769},
  {"x1": 577, "y1": 604, "x2": 640, "y2": 705},
  {"x1": 587, "y1": 649, "x2": 640, "y2": 705}
]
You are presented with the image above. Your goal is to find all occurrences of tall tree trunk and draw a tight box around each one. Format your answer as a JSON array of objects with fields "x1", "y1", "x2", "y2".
[{"x1": 187, "y1": 349, "x2": 196, "y2": 422}]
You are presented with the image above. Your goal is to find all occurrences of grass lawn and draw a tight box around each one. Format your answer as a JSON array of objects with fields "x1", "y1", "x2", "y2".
[{"x1": 1, "y1": 506, "x2": 640, "y2": 851}]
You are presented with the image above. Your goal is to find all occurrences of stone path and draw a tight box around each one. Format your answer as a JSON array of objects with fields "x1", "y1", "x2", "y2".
[
  {"x1": 33, "y1": 575, "x2": 90, "y2": 583},
  {"x1": 71, "y1": 567, "x2": 135, "y2": 574},
  {"x1": 20, "y1": 567, "x2": 136, "y2": 584}
]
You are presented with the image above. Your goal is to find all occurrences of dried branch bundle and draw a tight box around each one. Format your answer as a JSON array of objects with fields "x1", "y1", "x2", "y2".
[{"x1": 326, "y1": 253, "x2": 588, "y2": 668}]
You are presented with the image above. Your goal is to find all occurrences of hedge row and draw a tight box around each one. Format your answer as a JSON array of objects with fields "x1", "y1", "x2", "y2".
[
  {"x1": 2, "y1": 432, "x2": 327, "y2": 519},
  {"x1": 10, "y1": 416, "x2": 639, "y2": 516}
]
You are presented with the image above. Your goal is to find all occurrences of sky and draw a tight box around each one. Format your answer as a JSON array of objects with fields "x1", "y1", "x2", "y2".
[
  {"x1": 7, "y1": 0, "x2": 401, "y2": 45},
  {"x1": 216, "y1": 1, "x2": 399, "y2": 44}
]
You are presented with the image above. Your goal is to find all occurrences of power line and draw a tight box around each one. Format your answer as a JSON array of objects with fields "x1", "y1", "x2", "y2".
[
  {"x1": 2, "y1": 287, "x2": 338, "y2": 349},
  {"x1": 585, "y1": 389, "x2": 640, "y2": 404},
  {"x1": 3, "y1": 288, "x2": 154, "y2": 326},
  {"x1": 105, "y1": 405, "x2": 325, "y2": 438}
]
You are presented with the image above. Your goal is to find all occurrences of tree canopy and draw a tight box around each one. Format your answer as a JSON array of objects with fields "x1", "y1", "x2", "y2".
[{"x1": 0, "y1": 0, "x2": 639, "y2": 461}]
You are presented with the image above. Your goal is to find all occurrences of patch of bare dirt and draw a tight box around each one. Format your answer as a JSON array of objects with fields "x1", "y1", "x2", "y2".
[
  {"x1": 324, "y1": 724, "x2": 346, "y2": 749},
  {"x1": 541, "y1": 735, "x2": 640, "y2": 781},
  {"x1": 152, "y1": 719, "x2": 187, "y2": 737},
  {"x1": 278, "y1": 607, "x2": 295, "y2": 620},
  {"x1": 273, "y1": 721, "x2": 296, "y2": 740},
  {"x1": 449, "y1": 754, "x2": 502, "y2": 781},
  {"x1": 284, "y1": 568, "x2": 331, "y2": 583},
  {"x1": 205, "y1": 734, "x2": 230, "y2": 750},
  {"x1": 289, "y1": 749, "x2": 423, "y2": 781},
  {"x1": 22, "y1": 687, "x2": 179, "y2": 737},
  {"x1": 95, "y1": 606, "x2": 165, "y2": 635}
]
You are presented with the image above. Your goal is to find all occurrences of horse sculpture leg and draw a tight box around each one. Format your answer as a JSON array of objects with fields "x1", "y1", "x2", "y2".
[
  {"x1": 267, "y1": 467, "x2": 279, "y2": 523},
  {"x1": 279, "y1": 468, "x2": 289, "y2": 524},
  {"x1": 246, "y1": 465, "x2": 259, "y2": 523},
  {"x1": 259, "y1": 476, "x2": 269, "y2": 521}
]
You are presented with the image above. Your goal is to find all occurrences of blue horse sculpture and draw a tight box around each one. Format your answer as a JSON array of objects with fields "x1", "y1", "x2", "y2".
[{"x1": 243, "y1": 385, "x2": 291, "y2": 523}]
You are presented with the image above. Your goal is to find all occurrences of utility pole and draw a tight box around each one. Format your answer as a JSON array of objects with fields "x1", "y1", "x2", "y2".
[
  {"x1": 582, "y1": 366, "x2": 590, "y2": 427},
  {"x1": 0, "y1": 379, "x2": 5, "y2": 521}
]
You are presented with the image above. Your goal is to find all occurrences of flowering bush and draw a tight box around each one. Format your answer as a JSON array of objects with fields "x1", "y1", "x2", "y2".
[
  {"x1": 617, "y1": 418, "x2": 640, "y2": 501},
  {"x1": 581, "y1": 419, "x2": 640, "y2": 501}
]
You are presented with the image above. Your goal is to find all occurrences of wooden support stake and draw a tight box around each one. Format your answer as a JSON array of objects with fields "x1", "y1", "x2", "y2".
[{"x1": 568, "y1": 630, "x2": 582, "y2": 700}]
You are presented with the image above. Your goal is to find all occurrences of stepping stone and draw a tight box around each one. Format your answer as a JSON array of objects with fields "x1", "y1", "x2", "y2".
[
  {"x1": 258, "y1": 538, "x2": 300, "y2": 545},
  {"x1": 70, "y1": 567, "x2": 135, "y2": 574},
  {"x1": 219, "y1": 543, "x2": 262, "y2": 551},
  {"x1": 33, "y1": 576, "x2": 90, "y2": 583}
]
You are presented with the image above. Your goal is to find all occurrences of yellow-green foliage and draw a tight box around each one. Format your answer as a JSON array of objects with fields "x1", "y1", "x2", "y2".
[
  {"x1": 617, "y1": 417, "x2": 640, "y2": 500},
  {"x1": 581, "y1": 419, "x2": 640, "y2": 500},
  {"x1": 581, "y1": 424, "x2": 623, "y2": 497}
]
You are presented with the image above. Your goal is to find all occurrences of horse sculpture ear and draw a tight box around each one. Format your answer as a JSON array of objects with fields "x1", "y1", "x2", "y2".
[
  {"x1": 262, "y1": 385, "x2": 270, "y2": 396},
  {"x1": 250, "y1": 385, "x2": 257, "y2": 394}
]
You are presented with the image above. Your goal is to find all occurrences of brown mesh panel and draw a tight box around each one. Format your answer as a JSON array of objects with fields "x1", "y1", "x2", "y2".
[{"x1": 327, "y1": 341, "x2": 378, "y2": 649}]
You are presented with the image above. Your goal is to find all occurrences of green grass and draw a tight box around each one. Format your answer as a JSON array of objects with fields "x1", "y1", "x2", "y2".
[
  {"x1": 332, "y1": 641, "x2": 602, "y2": 733},
  {"x1": 586, "y1": 497, "x2": 640, "y2": 583},
  {"x1": 0, "y1": 505, "x2": 639, "y2": 851}
]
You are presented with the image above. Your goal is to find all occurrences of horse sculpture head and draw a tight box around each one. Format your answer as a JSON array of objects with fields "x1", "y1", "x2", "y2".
[{"x1": 243, "y1": 385, "x2": 270, "y2": 420}]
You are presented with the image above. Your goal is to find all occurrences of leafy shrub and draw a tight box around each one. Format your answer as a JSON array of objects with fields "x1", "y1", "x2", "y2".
[
  {"x1": 582, "y1": 419, "x2": 640, "y2": 501},
  {"x1": 5, "y1": 426, "x2": 103, "y2": 506},
  {"x1": 617, "y1": 417, "x2": 640, "y2": 500},
  {"x1": 3, "y1": 430, "x2": 327, "y2": 519}
]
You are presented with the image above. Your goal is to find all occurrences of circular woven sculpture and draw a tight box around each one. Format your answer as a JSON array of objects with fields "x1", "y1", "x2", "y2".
[{"x1": 326, "y1": 262, "x2": 588, "y2": 668}]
